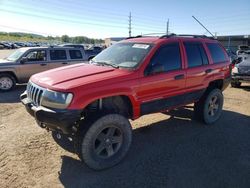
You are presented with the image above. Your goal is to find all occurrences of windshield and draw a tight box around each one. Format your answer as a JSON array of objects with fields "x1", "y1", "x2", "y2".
[
  {"x1": 6, "y1": 49, "x2": 26, "y2": 61},
  {"x1": 92, "y1": 42, "x2": 152, "y2": 68}
]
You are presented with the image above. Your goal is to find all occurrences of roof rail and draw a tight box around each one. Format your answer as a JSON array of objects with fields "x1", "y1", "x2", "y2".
[
  {"x1": 126, "y1": 33, "x2": 165, "y2": 39},
  {"x1": 159, "y1": 33, "x2": 215, "y2": 40}
]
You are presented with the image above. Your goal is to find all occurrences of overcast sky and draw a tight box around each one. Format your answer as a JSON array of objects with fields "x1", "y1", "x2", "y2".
[{"x1": 0, "y1": 0, "x2": 249, "y2": 38}]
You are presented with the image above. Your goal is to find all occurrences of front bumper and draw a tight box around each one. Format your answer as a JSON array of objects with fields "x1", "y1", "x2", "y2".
[
  {"x1": 20, "y1": 92, "x2": 82, "y2": 134},
  {"x1": 232, "y1": 74, "x2": 250, "y2": 83}
]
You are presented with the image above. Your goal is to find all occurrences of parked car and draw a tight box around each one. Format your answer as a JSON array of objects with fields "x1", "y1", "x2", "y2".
[
  {"x1": 60, "y1": 44, "x2": 85, "y2": 49},
  {"x1": 60, "y1": 44, "x2": 102, "y2": 60},
  {"x1": 0, "y1": 42, "x2": 12, "y2": 49},
  {"x1": 20, "y1": 34, "x2": 231, "y2": 170},
  {"x1": 231, "y1": 50, "x2": 250, "y2": 87},
  {"x1": 0, "y1": 46, "x2": 88, "y2": 91}
]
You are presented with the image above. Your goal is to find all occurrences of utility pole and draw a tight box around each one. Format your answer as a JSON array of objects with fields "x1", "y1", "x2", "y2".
[
  {"x1": 129, "y1": 12, "x2": 132, "y2": 37},
  {"x1": 166, "y1": 19, "x2": 169, "y2": 35}
]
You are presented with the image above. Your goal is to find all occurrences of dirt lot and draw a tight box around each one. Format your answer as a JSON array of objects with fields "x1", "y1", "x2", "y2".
[{"x1": 0, "y1": 50, "x2": 250, "y2": 188}]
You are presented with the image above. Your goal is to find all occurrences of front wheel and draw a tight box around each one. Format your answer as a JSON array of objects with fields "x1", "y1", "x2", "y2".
[
  {"x1": 0, "y1": 73, "x2": 16, "y2": 91},
  {"x1": 78, "y1": 114, "x2": 132, "y2": 170},
  {"x1": 194, "y1": 89, "x2": 224, "y2": 124}
]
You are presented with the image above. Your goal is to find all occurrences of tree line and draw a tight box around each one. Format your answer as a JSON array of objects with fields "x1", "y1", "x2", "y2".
[{"x1": 0, "y1": 32, "x2": 104, "y2": 44}]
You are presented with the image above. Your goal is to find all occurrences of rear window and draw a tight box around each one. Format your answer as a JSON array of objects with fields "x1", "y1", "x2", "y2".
[
  {"x1": 50, "y1": 50, "x2": 67, "y2": 60},
  {"x1": 69, "y1": 50, "x2": 83, "y2": 59},
  {"x1": 206, "y1": 43, "x2": 227, "y2": 63},
  {"x1": 184, "y1": 42, "x2": 209, "y2": 68}
]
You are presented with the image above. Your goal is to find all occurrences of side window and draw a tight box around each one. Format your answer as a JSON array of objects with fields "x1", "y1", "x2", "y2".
[
  {"x1": 206, "y1": 43, "x2": 227, "y2": 63},
  {"x1": 184, "y1": 42, "x2": 209, "y2": 68},
  {"x1": 26, "y1": 50, "x2": 46, "y2": 62},
  {"x1": 149, "y1": 43, "x2": 181, "y2": 73},
  {"x1": 50, "y1": 50, "x2": 67, "y2": 60},
  {"x1": 69, "y1": 50, "x2": 83, "y2": 59}
]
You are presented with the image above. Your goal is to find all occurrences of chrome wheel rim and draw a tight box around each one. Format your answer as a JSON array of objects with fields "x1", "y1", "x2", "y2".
[
  {"x1": 94, "y1": 126, "x2": 123, "y2": 158},
  {"x1": 0, "y1": 77, "x2": 13, "y2": 90}
]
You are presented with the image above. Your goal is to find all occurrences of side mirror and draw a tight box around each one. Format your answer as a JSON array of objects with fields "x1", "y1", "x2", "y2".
[
  {"x1": 20, "y1": 57, "x2": 28, "y2": 64},
  {"x1": 147, "y1": 64, "x2": 164, "y2": 75}
]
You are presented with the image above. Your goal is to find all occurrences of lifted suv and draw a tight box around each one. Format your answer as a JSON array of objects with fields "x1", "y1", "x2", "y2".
[{"x1": 21, "y1": 34, "x2": 231, "y2": 170}]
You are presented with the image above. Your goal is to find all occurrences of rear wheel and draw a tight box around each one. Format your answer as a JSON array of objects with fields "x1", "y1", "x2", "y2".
[
  {"x1": 0, "y1": 73, "x2": 16, "y2": 91},
  {"x1": 194, "y1": 89, "x2": 223, "y2": 124},
  {"x1": 77, "y1": 114, "x2": 132, "y2": 170}
]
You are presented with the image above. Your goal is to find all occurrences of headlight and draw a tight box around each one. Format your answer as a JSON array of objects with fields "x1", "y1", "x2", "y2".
[
  {"x1": 41, "y1": 89, "x2": 73, "y2": 109},
  {"x1": 232, "y1": 67, "x2": 238, "y2": 74}
]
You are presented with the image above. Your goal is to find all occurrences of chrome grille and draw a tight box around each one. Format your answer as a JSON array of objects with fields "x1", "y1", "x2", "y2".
[{"x1": 27, "y1": 82, "x2": 45, "y2": 106}]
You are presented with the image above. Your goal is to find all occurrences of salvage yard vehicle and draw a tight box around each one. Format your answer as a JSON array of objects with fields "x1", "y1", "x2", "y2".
[
  {"x1": 231, "y1": 50, "x2": 250, "y2": 87},
  {"x1": 60, "y1": 44, "x2": 102, "y2": 60},
  {"x1": 20, "y1": 34, "x2": 231, "y2": 170},
  {"x1": 0, "y1": 46, "x2": 88, "y2": 91}
]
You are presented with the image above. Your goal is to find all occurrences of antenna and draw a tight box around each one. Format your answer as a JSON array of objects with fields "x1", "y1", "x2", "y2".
[{"x1": 192, "y1": 16, "x2": 214, "y2": 38}]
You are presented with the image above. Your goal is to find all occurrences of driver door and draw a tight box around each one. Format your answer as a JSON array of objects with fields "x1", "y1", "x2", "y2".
[
  {"x1": 17, "y1": 49, "x2": 49, "y2": 82},
  {"x1": 137, "y1": 42, "x2": 186, "y2": 115}
]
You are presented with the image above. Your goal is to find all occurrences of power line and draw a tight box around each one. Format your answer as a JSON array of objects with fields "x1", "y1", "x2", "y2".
[{"x1": 0, "y1": 9, "x2": 127, "y2": 29}]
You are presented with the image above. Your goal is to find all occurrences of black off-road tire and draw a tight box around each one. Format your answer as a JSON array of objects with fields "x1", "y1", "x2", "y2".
[
  {"x1": 76, "y1": 114, "x2": 132, "y2": 170},
  {"x1": 231, "y1": 81, "x2": 241, "y2": 88},
  {"x1": 194, "y1": 89, "x2": 223, "y2": 125},
  {"x1": 0, "y1": 73, "x2": 16, "y2": 91}
]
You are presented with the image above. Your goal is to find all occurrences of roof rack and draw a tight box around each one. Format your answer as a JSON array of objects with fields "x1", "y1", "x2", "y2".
[
  {"x1": 159, "y1": 33, "x2": 215, "y2": 40},
  {"x1": 126, "y1": 33, "x2": 166, "y2": 39}
]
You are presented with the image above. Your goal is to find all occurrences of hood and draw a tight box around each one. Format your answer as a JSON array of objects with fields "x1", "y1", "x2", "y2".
[
  {"x1": 31, "y1": 63, "x2": 130, "y2": 90},
  {"x1": 0, "y1": 59, "x2": 15, "y2": 66}
]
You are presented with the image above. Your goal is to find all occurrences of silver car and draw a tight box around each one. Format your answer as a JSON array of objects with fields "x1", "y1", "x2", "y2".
[{"x1": 0, "y1": 47, "x2": 88, "y2": 91}]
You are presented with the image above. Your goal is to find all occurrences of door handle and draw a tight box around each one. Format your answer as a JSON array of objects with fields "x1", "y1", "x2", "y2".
[
  {"x1": 62, "y1": 62, "x2": 68, "y2": 65},
  {"x1": 205, "y1": 69, "x2": 213, "y2": 73},
  {"x1": 40, "y1": 63, "x2": 47, "y2": 66},
  {"x1": 174, "y1": 74, "x2": 184, "y2": 80}
]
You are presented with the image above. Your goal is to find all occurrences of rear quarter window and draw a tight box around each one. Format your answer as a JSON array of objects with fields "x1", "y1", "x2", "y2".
[
  {"x1": 69, "y1": 50, "x2": 83, "y2": 59},
  {"x1": 206, "y1": 43, "x2": 227, "y2": 63}
]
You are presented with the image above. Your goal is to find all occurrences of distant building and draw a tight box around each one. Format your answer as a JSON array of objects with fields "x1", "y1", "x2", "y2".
[
  {"x1": 105, "y1": 37, "x2": 126, "y2": 47},
  {"x1": 104, "y1": 35, "x2": 250, "y2": 53},
  {"x1": 217, "y1": 35, "x2": 250, "y2": 52}
]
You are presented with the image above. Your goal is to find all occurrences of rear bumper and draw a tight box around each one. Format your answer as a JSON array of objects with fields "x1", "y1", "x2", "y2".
[
  {"x1": 20, "y1": 92, "x2": 82, "y2": 134},
  {"x1": 232, "y1": 74, "x2": 250, "y2": 83}
]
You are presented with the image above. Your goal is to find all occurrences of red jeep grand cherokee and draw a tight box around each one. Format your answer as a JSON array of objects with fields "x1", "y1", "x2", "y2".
[{"x1": 21, "y1": 34, "x2": 231, "y2": 170}]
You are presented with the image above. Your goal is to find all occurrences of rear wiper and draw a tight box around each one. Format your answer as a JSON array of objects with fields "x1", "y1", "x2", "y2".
[{"x1": 93, "y1": 61, "x2": 119, "y2": 68}]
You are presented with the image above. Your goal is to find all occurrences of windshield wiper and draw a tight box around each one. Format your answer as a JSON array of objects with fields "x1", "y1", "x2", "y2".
[{"x1": 92, "y1": 60, "x2": 119, "y2": 68}]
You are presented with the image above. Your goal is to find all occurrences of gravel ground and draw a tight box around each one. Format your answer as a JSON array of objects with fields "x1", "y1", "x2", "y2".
[{"x1": 0, "y1": 50, "x2": 250, "y2": 188}]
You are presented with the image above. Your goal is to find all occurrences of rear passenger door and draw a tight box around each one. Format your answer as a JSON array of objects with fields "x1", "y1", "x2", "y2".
[
  {"x1": 48, "y1": 49, "x2": 69, "y2": 69},
  {"x1": 138, "y1": 42, "x2": 186, "y2": 115},
  {"x1": 183, "y1": 41, "x2": 211, "y2": 93}
]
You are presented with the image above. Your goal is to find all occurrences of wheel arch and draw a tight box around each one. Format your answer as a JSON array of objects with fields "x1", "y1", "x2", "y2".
[
  {"x1": 0, "y1": 71, "x2": 18, "y2": 83},
  {"x1": 207, "y1": 79, "x2": 224, "y2": 91},
  {"x1": 84, "y1": 95, "x2": 135, "y2": 119}
]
